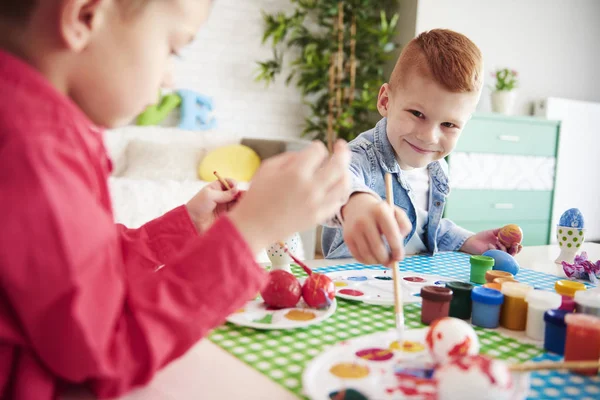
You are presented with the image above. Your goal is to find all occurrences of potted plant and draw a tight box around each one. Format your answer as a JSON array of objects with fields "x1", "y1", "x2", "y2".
[
  {"x1": 490, "y1": 68, "x2": 518, "y2": 115},
  {"x1": 255, "y1": 1, "x2": 399, "y2": 151}
]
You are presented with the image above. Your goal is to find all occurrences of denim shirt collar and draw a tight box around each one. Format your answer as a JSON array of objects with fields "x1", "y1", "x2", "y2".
[{"x1": 373, "y1": 118, "x2": 450, "y2": 196}]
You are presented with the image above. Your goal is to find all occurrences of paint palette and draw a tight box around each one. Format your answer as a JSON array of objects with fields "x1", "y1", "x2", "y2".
[
  {"x1": 226, "y1": 298, "x2": 337, "y2": 330},
  {"x1": 302, "y1": 329, "x2": 530, "y2": 400},
  {"x1": 327, "y1": 270, "x2": 463, "y2": 306}
]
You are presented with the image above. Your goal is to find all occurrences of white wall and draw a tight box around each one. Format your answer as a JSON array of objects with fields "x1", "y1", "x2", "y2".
[
  {"x1": 172, "y1": 0, "x2": 307, "y2": 139},
  {"x1": 414, "y1": 0, "x2": 600, "y2": 115}
]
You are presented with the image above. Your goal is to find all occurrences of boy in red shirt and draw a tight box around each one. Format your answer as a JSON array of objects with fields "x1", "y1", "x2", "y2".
[{"x1": 0, "y1": 0, "x2": 362, "y2": 398}]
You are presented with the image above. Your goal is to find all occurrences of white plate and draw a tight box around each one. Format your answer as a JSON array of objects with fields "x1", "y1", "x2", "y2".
[
  {"x1": 302, "y1": 329, "x2": 530, "y2": 400},
  {"x1": 327, "y1": 269, "x2": 463, "y2": 306},
  {"x1": 226, "y1": 297, "x2": 337, "y2": 330}
]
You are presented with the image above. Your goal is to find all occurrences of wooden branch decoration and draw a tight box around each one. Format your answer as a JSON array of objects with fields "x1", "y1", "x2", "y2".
[
  {"x1": 335, "y1": 1, "x2": 344, "y2": 122},
  {"x1": 349, "y1": 15, "x2": 357, "y2": 107}
]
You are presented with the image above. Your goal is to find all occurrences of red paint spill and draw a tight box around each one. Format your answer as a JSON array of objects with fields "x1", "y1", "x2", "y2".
[
  {"x1": 339, "y1": 289, "x2": 364, "y2": 297},
  {"x1": 425, "y1": 319, "x2": 443, "y2": 350},
  {"x1": 355, "y1": 348, "x2": 394, "y2": 361},
  {"x1": 404, "y1": 276, "x2": 426, "y2": 283}
]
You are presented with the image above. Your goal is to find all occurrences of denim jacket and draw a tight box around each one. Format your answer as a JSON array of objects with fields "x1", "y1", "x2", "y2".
[{"x1": 322, "y1": 118, "x2": 473, "y2": 259}]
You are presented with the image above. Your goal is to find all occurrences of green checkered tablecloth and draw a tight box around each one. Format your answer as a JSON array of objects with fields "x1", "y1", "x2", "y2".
[{"x1": 209, "y1": 263, "x2": 545, "y2": 399}]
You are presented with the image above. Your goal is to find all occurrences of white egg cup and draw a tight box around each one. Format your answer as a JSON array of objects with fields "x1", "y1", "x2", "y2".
[
  {"x1": 266, "y1": 233, "x2": 301, "y2": 273},
  {"x1": 555, "y1": 226, "x2": 585, "y2": 264}
]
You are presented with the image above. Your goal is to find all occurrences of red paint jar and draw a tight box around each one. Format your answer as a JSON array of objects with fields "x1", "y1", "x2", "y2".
[
  {"x1": 420, "y1": 286, "x2": 453, "y2": 325},
  {"x1": 564, "y1": 313, "x2": 600, "y2": 376}
]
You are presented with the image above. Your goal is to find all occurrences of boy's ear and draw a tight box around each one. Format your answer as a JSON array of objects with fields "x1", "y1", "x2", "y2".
[
  {"x1": 59, "y1": 0, "x2": 105, "y2": 52},
  {"x1": 377, "y1": 83, "x2": 391, "y2": 118}
]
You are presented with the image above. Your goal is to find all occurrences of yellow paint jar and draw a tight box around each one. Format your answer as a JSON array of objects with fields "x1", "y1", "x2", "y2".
[
  {"x1": 554, "y1": 280, "x2": 586, "y2": 298},
  {"x1": 500, "y1": 282, "x2": 533, "y2": 331}
]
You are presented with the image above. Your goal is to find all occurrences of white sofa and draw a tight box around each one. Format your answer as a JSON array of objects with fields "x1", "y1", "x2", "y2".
[{"x1": 103, "y1": 126, "x2": 316, "y2": 263}]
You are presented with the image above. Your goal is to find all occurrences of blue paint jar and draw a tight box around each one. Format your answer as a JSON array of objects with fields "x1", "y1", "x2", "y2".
[
  {"x1": 471, "y1": 287, "x2": 504, "y2": 328},
  {"x1": 544, "y1": 309, "x2": 571, "y2": 355}
]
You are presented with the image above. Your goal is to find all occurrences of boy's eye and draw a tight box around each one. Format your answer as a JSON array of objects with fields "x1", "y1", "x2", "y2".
[
  {"x1": 442, "y1": 122, "x2": 457, "y2": 128},
  {"x1": 409, "y1": 110, "x2": 424, "y2": 118}
]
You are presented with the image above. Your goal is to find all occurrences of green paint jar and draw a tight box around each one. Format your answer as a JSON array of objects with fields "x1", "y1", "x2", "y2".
[
  {"x1": 446, "y1": 281, "x2": 474, "y2": 319},
  {"x1": 469, "y1": 255, "x2": 495, "y2": 284}
]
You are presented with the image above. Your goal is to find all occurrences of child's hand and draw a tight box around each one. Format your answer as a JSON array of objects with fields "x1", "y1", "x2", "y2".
[
  {"x1": 186, "y1": 179, "x2": 240, "y2": 233},
  {"x1": 342, "y1": 193, "x2": 412, "y2": 265},
  {"x1": 460, "y1": 228, "x2": 523, "y2": 256},
  {"x1": 229, "y1": 140, "x2": 351, "y2": 253}
]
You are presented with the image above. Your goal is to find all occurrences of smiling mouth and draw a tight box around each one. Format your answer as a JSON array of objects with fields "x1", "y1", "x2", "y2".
[{"x1": 405, "y1": 140, "x2": 436, "y2": 154}]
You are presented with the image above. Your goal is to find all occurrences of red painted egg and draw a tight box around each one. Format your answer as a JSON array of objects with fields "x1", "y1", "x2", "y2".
[
  {"x1": 260, "y1": 270, "x2": 301, "y2": 309},
  {"x1": 302, "y1": 273, "x2": 335, "y2": 308},
  {"x1": 497, "y1": 224, "x2": 523, "y2": 247}
]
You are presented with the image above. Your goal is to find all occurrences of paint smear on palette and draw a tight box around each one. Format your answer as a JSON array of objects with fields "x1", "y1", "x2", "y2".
[
  {"x1": 328, "y1": 388, "x2": 369, "y2": 400},
  {"x1": 235, "y1": 308, "x2": 245, "y2": 314},
  {"x1": 389, "y1": 340, "x2": 426, "y2": 353},
  {"x1": 339, "y1": 289, "x2": 364, "y2": 297},
  {"x1": 375, "y1": 276, "x2": 392, "y2": 281},
  {"x1": 355, "y1": 348, "x2": 394, "y2": 361},
  {"x1": 335, "y1": 281, "x2": 348, "y2": 287},
  {"x1": 254, "y1": 314, "x2": 273, "y2": 324},
  {"x1": 348, "y1": 276, "x2": 368, "y2": 281},
  {"x1": 404, "y1": 276, "x2": 426, "y2": 283},
  {"x1": 329, "y1": 363, "x2": 370, "y2": 379},
  {"x1": 434, "y1": 281, "x2": 447, "y2": 285},
  {"x1": 284, "y1": 310, "x2": 316, "y2": 321}
]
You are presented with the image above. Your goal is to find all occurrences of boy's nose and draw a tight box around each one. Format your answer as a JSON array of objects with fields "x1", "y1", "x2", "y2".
[{"x1": 416, "y1": 125, "x2": 440, "y2": 144}]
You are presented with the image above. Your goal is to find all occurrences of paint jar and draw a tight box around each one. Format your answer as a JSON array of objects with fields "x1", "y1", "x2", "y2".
[
  {"x1": 544, "y1": 309, "x2": 571, "y2": 355},
  {"x1": 420, "y1": 286, "x2": 453, "y2": 325},
  {"x1": 500, "y1": 282, "x2": 532, "y2": 331},
  {"x1": 493, "y1": 277, "x2": 517, "y2": 287},
  {"x1": 525, "y1": 290, "x2": 562, "y2": 341},
  {"x1": 471, "y1": 287, "x2": 504, "y2": 328},
  {"x1": 483, "y1": 282, "x2": 502, "y2": 291},
  {"x1": 445, "y1": 282, "x2": 473, "y2": 320},
  {"x1": 485, "y1": 270, "x2": 513, "y2": 283},
  {"x1": 574, "y1": 290, "x2": 600, "y2": 317},
  {"x1": 469, "y1": 255, "x2": 495, "y2": 284},
  {"x1": 564, "y1": 313, "x2": 600, "y2": 375},
  {"x1": 554, "y1": 280, "x2": 586, "y2": 298},
  {"x1": 559, "y1": 295, "x2": 576, "y2": 312}
]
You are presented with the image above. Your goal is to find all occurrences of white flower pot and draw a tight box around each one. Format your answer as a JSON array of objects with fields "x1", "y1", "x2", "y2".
[{"x1": 491, "y1": 90, "x2": 517, "y2": 115}]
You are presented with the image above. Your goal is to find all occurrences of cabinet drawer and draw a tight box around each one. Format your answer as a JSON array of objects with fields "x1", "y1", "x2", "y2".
[
  {"x1": 451, "y1": 220, "x2": 550, "y2": 246},
  {"x1": 455, "y1": 116, "x2": 559, "y2": 157},
  {"x1": 445, "y1": 190, "x2": 553, "y2": 222}
]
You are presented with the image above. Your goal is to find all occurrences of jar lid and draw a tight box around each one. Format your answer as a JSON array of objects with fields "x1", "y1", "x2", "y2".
[
  {"x1": 544, "y1": 309, "x2": 570, "y2": 326},
  {"x1": 470, "y1": 255, "x2": 495, "y2": 268},
  {"x1": 525, "y1": 290, "x2": 562, "y2": 309},
  {"x1": 501, "y1": 282, "x2": 532, "y2": 298},
  {"x1": 485, "y1": 270, "x2": 513, "y2": 282},
  {"x1": 574, "y1": 290, "x2": 600, "y2": 309},
  {"x1": 445, "y1": 281, "x2": 473, "y2": 293},
  {"x1": 420, "y1": 286, "x2": 453, "y2": 302},
  {"x1": 554, "y1": 280, "x2": 586, "y2": 297},
  {"x1": 483, "y1": 282, "x2": 502, "y2": 291},
  {"x1": 565, "y1": 313, "x2": 600, "y2": 331},
  {"x1": 471, "y1": 286, "x2": 504, "y2": 305},
  {"x1": 493, "y1": 277, "x2": 517, "y2": 285}
]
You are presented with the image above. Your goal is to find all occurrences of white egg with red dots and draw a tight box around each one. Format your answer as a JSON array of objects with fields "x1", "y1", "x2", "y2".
[{"x1": 425, "y1": 317, "x2": 480, "y2": 364}]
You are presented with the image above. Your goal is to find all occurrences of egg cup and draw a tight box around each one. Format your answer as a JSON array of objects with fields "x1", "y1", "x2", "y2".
[{"x1": 555, "y1": 226, "x2": 585, "y2": 264}]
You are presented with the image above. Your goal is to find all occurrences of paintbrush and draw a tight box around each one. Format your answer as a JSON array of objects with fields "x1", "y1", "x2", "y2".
[
  {"x1": 384, "y1": 173, "x2": 405, "y2": 344},
  {"x1": 509, "y1": 360, "x2": 600, "y2": 372},
  {"x1": 277, "y1": 241, "x2": 312, "y2": 276},
  {"x1": 213, "y1": 170, "x2": 232, "y2": 190}
]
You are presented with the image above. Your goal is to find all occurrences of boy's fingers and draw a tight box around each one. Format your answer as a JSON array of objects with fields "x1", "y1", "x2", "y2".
[
  {"x1": 296, "y1": 141, "x2": 329, "y2": 173},
  {"x1": 393, "y1": 207, "x2": 412, "y2": 237},
  {"x1": 377, "y1": 208, "x2": 403, "y2": 262},
  {"x1": 210, "y1": 188, "x2": 239, "y2": 203},
  {"x1": 354, "y1": 231, "x2": 378, "y2": 265},
  {"x1": 363, "y1": 219, "x2": 390, "y2": 265}
]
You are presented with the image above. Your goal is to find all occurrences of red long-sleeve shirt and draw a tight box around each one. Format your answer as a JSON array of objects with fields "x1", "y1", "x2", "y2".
[{"x1": 0, "y1": 50, "x2": 267, "y2": 399}]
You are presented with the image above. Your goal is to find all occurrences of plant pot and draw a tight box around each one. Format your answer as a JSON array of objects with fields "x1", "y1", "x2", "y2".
[{"x1": 491, "y1": 90, "x2": 517, "y2": 115}]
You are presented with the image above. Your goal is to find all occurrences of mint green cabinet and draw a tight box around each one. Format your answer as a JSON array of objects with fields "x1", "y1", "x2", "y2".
[{"x1": 445, "y1": 113, "x2": 560, "y2": 246}]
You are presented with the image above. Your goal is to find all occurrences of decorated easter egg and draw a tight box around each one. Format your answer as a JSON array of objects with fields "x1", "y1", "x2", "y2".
[
  {"x1": 434, "y1": 355, "x2": 513, "y2": 400},
  {"x1": 302, "y1": 273, "x2": 335, "y2": 308},
  {"x1": 260, "y1": 270, "x2": 301, "y2": 309},
  {"x1": 497, "y1": 224, "x2": 523, "y2": 248},
  {"x1": 559, "y1": 208, "x2": 585, "y2": 228},
  {"x1": 425, "y1": 317, "x2": 480, "y2": 364},
  {"x1": 483, "y1": 249, "x2": 520, "y2": 276}
]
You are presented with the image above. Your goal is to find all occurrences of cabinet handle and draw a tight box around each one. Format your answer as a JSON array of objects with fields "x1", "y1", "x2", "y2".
[
  {"x1": 498, "y1": 135, "x2": 521, "y2": 142},
  {"x1": 494, "y1": 203, "x2": 514, "y2": 210}
]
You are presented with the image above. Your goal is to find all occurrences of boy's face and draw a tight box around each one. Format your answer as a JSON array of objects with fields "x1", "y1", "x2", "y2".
[
  {"x1": 377, "y1": 69, "x2": 481, "y2": 170},
  {"x1": 70, "y1": 0, "x2": 211, "y2": 127}
]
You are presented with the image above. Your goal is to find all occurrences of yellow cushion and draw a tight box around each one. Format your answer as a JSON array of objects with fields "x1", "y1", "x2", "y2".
[{"x1": 198, "y1": 144, "x2": 261, "y2": 182}]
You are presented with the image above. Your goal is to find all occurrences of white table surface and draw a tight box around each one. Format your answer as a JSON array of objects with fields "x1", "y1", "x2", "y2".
[{"x1": 63, "y1": 243, "x2": 600, "y2": 400}]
